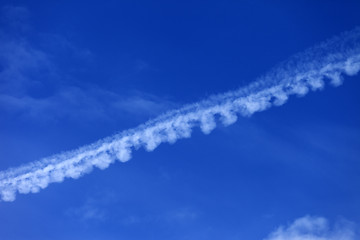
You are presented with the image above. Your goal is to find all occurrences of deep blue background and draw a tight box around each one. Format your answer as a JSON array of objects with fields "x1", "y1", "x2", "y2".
[{"x1": 0, "y1": 1, "x2": 359, "y2": 239}]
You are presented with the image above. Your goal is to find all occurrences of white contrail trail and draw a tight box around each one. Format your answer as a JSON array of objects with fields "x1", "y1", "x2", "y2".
[{"x1": 1, "y1": 28, "x2": 360, "y2": 202}]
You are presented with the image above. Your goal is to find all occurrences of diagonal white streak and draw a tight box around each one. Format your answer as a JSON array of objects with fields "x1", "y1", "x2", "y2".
[{"x1": 1, "y1": 28, "x2": 360, "y2": 202}]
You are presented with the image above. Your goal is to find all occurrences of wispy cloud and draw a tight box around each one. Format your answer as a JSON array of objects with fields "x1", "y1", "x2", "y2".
[
  {"x1": 65, "y1": 194, "x2": 117, "y2": 222},
  {"x1": 118, "y1": 207, "x2": 198, "y2": 226},
  {"x1": 0, "y1": 86, "x2": 177, "y2": 122},
  {"x1": 0, "y1": 6, "x2": 176, "y2": 123},
  {"x1": 0, "y1": 33, "x2": 54, "y2": 95},
  {"x1": 1, "y1": 5, "x2": 30, "y2": 33},
  {"x1": 263, "y1": 215, "x2": 358, "y2": 240},
  {"x1": 66, "y1": 200, "x2": 107, "y2": 222},
  {"x1": 0, "y1": 27, "x2": 360, "y2": 202}
]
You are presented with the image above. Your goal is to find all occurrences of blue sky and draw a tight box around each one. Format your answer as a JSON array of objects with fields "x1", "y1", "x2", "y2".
[{"x1": 0, "y1": 1, "x2": 360, "y2": 240}]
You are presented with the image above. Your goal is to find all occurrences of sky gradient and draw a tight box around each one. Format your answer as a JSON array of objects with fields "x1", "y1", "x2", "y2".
[{"x1": 0, "y1": 1, "x2": 360, "y2": 240}]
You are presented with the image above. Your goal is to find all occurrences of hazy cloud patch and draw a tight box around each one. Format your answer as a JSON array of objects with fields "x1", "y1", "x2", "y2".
[{"x1": 264, "y1": 215, "x2": 358, "y2": 240}]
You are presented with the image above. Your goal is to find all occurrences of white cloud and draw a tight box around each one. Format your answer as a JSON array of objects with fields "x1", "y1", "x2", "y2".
[
  {"x1": 1, "y1": 27, "x2": 360, "y2": 201},
  {"x1": 263, "y1": 215, "x2": 358, "y2": 240}
]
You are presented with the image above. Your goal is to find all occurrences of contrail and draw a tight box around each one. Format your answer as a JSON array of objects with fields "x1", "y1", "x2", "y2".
[{"x1": 1, "y1": 28, "x2": 360, "y2": 202}]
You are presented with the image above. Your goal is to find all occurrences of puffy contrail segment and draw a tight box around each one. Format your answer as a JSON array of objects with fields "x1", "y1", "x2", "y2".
[{"x1": 1, "y1": 29, "x2": 360, "y2": 202}]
